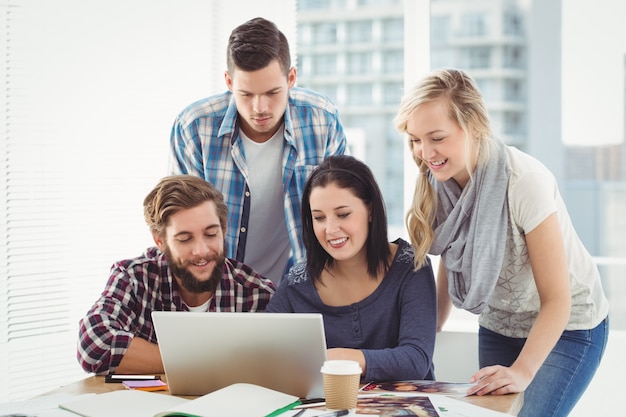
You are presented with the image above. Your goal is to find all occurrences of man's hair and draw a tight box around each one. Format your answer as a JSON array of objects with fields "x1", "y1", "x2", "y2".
[
  {"x1": 143, "y1": 175, "x2": 228, "y2": 237},
  {"x1": 301, "y1": 155, "x2": 391, "y2": 282},
  {"x1": 226, "y1": 17, "x2": 291, "y2": 76}
]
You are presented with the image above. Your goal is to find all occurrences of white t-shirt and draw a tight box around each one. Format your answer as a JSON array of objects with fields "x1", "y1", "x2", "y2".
[
  {"x1": 240, "y1": 127, "x2": 291, "y2": 285},
  {"x1": 479, "y1": 146, "x2": 610, "y2": 338},
  {"x1": 186, "y1": 299, "x2": 211, "y2": 312}
]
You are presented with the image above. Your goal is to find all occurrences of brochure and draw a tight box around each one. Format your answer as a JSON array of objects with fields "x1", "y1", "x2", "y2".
[{"x1": 361, "y1": 380, "x2": 476, "y2": 396}]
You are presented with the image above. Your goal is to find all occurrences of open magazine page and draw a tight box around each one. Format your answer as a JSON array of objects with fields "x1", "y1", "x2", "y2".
[
  {"x1": 360, "y1": 381, "x2": 476, "y2": 396},
  {"x1": 355, "y1": 393, "x2": 439, "y2": 417},
  {"x1": 335, "y1": 392, "x2": 515, "y2": 417},
  {"x1": 290, "y1": 393, "x2": 440, "y2": 417}
]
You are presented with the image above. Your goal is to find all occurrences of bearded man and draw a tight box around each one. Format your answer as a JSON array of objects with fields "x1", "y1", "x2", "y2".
[{"x1": 77, "y1": 175, "x2": 275, "y2": 375}]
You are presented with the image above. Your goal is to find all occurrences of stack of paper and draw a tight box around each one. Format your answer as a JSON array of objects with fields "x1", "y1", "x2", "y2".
[{"x1": 122, "y1": 379, "x2": 168, "y2": 392}]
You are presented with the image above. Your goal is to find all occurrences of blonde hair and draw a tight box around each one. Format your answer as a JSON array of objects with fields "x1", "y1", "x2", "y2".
[{"x1": 394, "y1": 68, "x2": 492, "y2": 268}]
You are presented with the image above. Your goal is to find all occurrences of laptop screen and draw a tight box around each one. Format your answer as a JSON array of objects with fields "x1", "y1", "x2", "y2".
[{"x1": 152, "y1": 311, "x2": 328, "y2": 398}]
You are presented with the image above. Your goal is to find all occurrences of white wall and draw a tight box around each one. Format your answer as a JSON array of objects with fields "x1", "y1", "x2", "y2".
[{"x1": 433, "y1": 331, "x2": 479, "y2": 382}]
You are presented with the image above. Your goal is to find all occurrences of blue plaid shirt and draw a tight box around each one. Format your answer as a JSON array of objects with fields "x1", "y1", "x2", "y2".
[{"x1": 169, "y1": 87, "x2": 347, "y2": 273}]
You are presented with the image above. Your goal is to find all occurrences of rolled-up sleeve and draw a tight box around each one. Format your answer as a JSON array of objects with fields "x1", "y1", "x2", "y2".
[{"x1": 77, "y1": 267, "x2": 144, "y2": 374}]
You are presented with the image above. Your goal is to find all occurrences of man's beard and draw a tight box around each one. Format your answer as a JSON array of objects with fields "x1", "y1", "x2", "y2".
[{"x1": 164, "y1": 247, "x2": 225, "y2": 294}]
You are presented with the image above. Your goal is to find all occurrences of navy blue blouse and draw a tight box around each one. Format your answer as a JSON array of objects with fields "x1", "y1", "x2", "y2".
[{"x1": 266, "y1": 238, "x2": 437, "y2": 382}]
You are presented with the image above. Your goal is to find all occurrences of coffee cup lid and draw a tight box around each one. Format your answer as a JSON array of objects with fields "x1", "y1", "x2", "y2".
[{"x1": 320, "y1": 360, "x2": 362, "y2": 375}]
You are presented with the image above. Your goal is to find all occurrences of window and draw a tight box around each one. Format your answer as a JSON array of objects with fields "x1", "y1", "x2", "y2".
[
  {"x1": 298, "y1": 0, "x2": 348, "y2": 10},
  {"x1": 346, "y1": 83, "x2": 373, "y2": 105},
  {"x1": 503, "y1": 45, "x2": 525, "y2": 68},
  {"x1": 313, "y1": 22, "x2": 337, "y2": 44},
  {"x1": 298, "y1": 0, "x2": 332, "y2": 10},
  {"x1": 297, "y1": 24, "x2": 311, "y2": 46},
  {"x1": 310, "y1": 84, "x2": 339, "y2": 104},
  {"x1": 382, "y1": 50, "x2": 404, "y2": 74},
  {"x1": 346, "y1": 20, "x2": 373, "y2": 44},
  {"x1": 346, "y1": 52, "x2": 373, "y2": 75},
  {"x1": 382, "y1": 17, "x2": 404, "y2": 42},
  {"x1": 312, "y1": 54, "x2": 338, "y2": 76},
  {"x1": 383, "y1": 82, "x2": 403, "y2": 105},
  {"x1": 503, "y1": 111, "x2": 525, "y2": 135},
  {"x1": 503, "y1": 78, "x2": 524, "y2": 101},
  {"x1": 431, "y1": 47, "x2": 454, "y2": 70},
  {"x1": 460, "y1": 12, "x2": 487, "y2": 37},
  {"x1": 474, "y1": 78, "x2": 495, "y2": 102},
  {"x1": 462, "y1": 47, "x2": 491, "y2": 69},
  {"x1": 357, "y1": 0, "x2": 401, "y2": 6},
  {"x1": 503, "y1": 10, "x2": 524, "y2": 36}
]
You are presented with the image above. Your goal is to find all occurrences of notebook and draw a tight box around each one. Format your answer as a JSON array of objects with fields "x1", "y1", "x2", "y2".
[
  {"x1": 151, "y1": 311, "x2": 328, "y2": 398},
  {"x1": 58, "y1": 383, "x2": 301, "y2": 417}
]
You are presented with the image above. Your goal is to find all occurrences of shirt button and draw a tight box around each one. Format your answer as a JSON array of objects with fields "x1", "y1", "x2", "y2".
[
  {"x1": 245, "y1": 191, "x2": 250, "y2": 197},
  {"x1": 240, "y1": 227, "x2": 246, "y2": 233}
]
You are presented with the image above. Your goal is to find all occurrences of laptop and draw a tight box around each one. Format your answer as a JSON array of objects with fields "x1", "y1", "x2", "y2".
[{"x1": 151, "y1": 311, "x2": 328, "y2": 398}]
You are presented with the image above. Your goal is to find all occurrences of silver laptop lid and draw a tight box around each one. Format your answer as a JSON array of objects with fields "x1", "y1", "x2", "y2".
[{"x1": 152, "y1": 311, "x2": 327, "y2": 398}]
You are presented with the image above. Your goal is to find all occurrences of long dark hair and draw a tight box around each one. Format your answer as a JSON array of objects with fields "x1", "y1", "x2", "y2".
[{"x1": 302, "y1": 155, "x2": 391, "y2": 282}]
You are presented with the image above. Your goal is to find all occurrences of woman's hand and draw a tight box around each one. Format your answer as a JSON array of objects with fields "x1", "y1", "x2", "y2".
[
  {"x1": 327, "y1": 348, "x2": 366, "y2": 375},
  {"x1": 467, "y1": 364, "x2": 533, "y2": 396}
]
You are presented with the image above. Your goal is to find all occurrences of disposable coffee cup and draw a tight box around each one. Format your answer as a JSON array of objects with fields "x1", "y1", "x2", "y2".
[{"x1": 320, "y1": 360, "x2": 362, "y2": 411}]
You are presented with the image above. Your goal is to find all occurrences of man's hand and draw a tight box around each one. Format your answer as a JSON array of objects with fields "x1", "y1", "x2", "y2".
[{"x1": 115, "y1": 337, "x2": 165, "y2": 374}]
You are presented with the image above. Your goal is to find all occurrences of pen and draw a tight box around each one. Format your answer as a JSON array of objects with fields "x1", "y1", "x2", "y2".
[
  {"x1": 104, "y1": 374, "x2": 160, "y2": 383},
  {"x1": 293, "y1": 399, "x2": 326, "y2": 409},
  {"x1": 316, "y1": 410, "x2": 350, "y2": 417}
]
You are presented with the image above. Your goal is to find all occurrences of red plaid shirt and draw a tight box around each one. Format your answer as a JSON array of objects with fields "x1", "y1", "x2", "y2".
[{"x1": 77, "y1": 247, "x2": 275, "y2": 374}]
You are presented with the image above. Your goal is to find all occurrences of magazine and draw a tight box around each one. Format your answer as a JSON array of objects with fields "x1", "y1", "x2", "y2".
[
  {"x1": 360, "y1": 380, "x2": 476, "y2": 396},
  {"x1": 355, "y1": 393, "x2": 439, "y2": 417}
]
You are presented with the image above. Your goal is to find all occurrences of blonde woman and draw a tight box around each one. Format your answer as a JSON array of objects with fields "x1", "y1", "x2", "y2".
[{"x1": 395, "y1": 68, "x2": 609, "y2": 417}]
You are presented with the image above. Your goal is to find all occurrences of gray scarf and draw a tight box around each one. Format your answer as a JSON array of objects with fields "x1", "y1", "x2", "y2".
[{"x1": 429, "y1": 139, "x2": 509, "y2": 314}]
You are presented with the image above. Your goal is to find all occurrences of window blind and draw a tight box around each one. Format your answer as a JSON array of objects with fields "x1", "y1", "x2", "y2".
[
  {"x1": 0, "y1": 0, "x2": 212, "y2": 401},
  {"x1": 1, "y1": 0, "x2": 296, "y2": 402}
]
